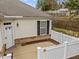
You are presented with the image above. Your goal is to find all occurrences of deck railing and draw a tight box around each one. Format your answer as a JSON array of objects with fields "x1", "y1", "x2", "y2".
[
  {"x1": 37, "y1": 30, "x2": 79, "y2": 59},
  {"x1": 0, "y1": 53, "x2": 12, "y2": 59},
  {"x1": 37, "y1": 41, "x2": 79, "y2": 59},
  {"x1": 51, "y1": 30, "x2": 79, "y2": 43}
]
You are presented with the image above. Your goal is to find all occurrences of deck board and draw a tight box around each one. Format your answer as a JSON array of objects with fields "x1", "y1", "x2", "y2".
[
  {"x1": 13, "y1": 41, "x2": 55, "y2": 59},
  {"x1": 69, "y1": 55, "x2": 79, "y2": 59}
]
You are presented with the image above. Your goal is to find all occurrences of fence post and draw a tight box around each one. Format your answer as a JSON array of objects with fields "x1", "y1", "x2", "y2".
[
  {"x1": 3, "y1": 53, "x2": 12, "y2": 59},
  {"x1": 6, "y1": 53, "x2": 12, "y2": 59},
  {"x1": 61, "y1": 32, "x2": 63, "y2": 43},
  {"x1": 64, "y1": 41, "x2": 68, "y2": 59},
  {"x1": 37, "y1": 47, "x2": 43, "y2": 59}
]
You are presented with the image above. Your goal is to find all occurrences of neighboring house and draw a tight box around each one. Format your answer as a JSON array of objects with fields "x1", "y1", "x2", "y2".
[
  {"x1": 57, "y1": 8, "x2": 70, "y2": 16},
  {"x1": 0, "y1": 0, "x2": 51, "y2": 50},
  {"x1": 47, "y1": 8, "x2": 70, "y2": 16}
]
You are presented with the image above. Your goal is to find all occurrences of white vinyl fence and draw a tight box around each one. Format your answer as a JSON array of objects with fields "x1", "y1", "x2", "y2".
[
  {"x1": 37, "y1": 30, "x2": 79, "y2": 59},
  {"x1": 37, "y1": 41, "x2": 79, "y2": 59},
  {"x1": 0, "y1": 53, "x2": 12, "y2": 59},
  {"x1": 51, "y1": 30, "x2": 79, "y2": 43}
]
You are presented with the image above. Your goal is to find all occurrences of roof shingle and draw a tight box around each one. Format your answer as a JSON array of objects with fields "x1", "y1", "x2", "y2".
[{"x1": 0, "y1": 0, "x2": 50, "y2": 18}]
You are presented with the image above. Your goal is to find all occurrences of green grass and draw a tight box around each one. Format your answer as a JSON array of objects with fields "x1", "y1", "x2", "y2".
[{"x1": 53, "y1": 27, "x2": 79, "y2": 38}]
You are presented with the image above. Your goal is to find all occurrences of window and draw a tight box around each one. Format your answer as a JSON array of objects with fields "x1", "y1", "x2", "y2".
[
  {"x1": 40, "y1": 21, "x2": 47, "y2": 35},
  {"x1": 37, "y1": 21, "x2": 49, "y2": 35},
  {"x1": 4, "y1": 22, "x2": 11, "y2": 25}
]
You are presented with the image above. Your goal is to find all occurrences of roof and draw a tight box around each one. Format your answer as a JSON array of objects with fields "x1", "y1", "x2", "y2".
[{"x1": 0, "y1": 0, "x2": 51, "y2": 19}]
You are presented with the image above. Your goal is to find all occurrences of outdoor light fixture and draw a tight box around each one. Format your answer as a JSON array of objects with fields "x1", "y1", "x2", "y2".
[{"x1": 17, "y1": 22, "x2": 19, "y2": 27}]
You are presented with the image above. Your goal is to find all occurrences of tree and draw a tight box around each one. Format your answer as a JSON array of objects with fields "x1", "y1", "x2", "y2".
[
  {"x1": 64, "y1": 0, "x2": 79, "y2": 15},
  {"x1": 37, "y1": 0, "x2": 59, "y2": 11}
]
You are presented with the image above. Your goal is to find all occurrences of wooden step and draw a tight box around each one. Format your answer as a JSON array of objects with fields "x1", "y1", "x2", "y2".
[
  {"x1": 69, "y1": 55, "x2": 79, "y2": 59},
  {"x1": 15, "y1": 35, "x2": 51, "y2": 46}
]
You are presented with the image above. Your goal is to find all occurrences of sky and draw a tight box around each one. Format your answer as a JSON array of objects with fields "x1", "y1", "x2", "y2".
[
  {"x1": 21, "y1": 0, "x2": 64, "y2": 8},
  {"x1": 21, "y1": 0, "x2": 37, "y2": 7}
]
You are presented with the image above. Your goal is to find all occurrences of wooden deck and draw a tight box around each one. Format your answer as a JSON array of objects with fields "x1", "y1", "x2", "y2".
[
  {"x1": 69, "y1": 55, "x2": 79, "y2": 59},
  {"x1": 4, "y1": 35, "x2": 79, "y2": 59},
  {"x1": 15, "y1": 35, "x2": 59, "y2": 46},
  {"x1": 13, "y1": 41, "x2": 55, "y2": 59},
  {"x1": 4, "y1": 35, "x2": 59, "y2": 59}
]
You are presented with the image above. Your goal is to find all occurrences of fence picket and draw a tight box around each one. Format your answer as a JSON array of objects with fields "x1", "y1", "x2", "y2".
[{"x1": 37, "y1": 30, "x2": 79, "y2": 59}]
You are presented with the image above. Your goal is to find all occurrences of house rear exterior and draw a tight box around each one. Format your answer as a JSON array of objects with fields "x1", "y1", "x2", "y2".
[{"x1": 0, "y1": 0, "x2": 52, "y2": 49}]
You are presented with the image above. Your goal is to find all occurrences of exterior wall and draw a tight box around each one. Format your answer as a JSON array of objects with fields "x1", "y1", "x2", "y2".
[
  {"x1": 0, "y1": 22, "x2": 4, "y2": 49},
  {"x1": 0, "y1": 27, "x2": 2, "y2": 50},
  {"x1": 0, "y1": 18, "x2": 51, "y2": 46},
  {"x1": 14, "y1": 19, "x2": 51, "y2": 39},
  {"x1": 14, "y1": 19, "x2": 37, "y2": 39}
]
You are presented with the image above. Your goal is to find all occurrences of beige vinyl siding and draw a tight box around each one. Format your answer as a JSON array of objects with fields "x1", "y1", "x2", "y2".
[
  {"x1": 14, "y1": 19, "x2": 51, "y2": 39},
  {"x1": 0, "y1": 22, "x2": 2, "y2": 49},
  {"x1": 14, "y1": 19, "x2": 37, "y2": 39},
  {"x1": 0, "y1": 30, "x2": 2, "y2": 49}
]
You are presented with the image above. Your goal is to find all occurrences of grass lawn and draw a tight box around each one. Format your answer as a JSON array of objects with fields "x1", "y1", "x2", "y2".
[{"x1": 53, "y1": 27, "x2": 79, "y2": 38}]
